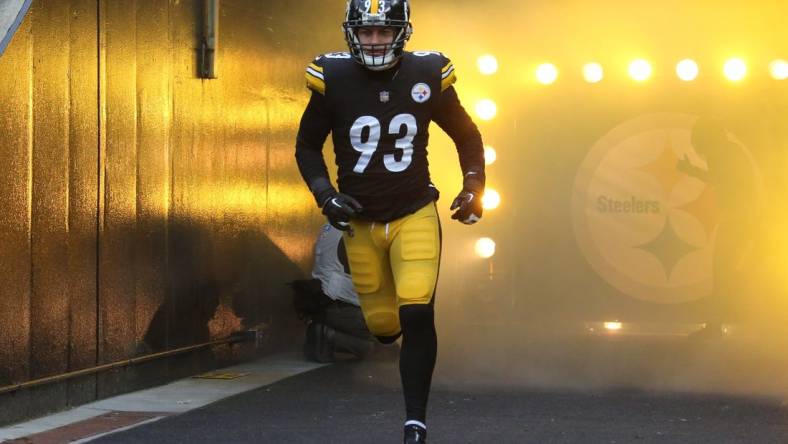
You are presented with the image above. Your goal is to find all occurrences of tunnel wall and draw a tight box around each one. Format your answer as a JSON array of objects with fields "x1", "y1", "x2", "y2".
[{"x1": 0, "y1": 0, "x2": 340, "y2": 425}]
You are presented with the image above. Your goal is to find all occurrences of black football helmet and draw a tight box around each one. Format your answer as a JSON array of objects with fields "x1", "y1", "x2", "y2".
[{"x1": 343, "y1": 0, "x2": 413, "y2": 71}]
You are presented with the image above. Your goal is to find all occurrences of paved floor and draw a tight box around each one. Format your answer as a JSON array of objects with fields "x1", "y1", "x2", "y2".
[
  {"x1": 0, "y1": 353, "x2": 326, "y2": 443},
  {"x1": 3, "y1": 332, "x2": 788, "y2": 444},
  {"x1": 92, "y1": 358, "x2": 788, "y2": 444}
]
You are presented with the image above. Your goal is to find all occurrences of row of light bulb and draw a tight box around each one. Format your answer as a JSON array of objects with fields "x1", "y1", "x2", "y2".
[
  {"x1": 468, "y1": 54, "x2": 788, "y2": 260},
  {"x1": 467, "y1": 57, "x2": 788, "y2": 121},
  {"x1": 481, "y1": 145, "x2": 499, "y2": 210},
  {"x1": 475, "y1": 147, "x2": 500, "y2": 258},
  {"x1": 474, "y1": 57, "x2": 502, "y2": 259},
  {"x1": 477, "y1": 54, "x2": 788, "y2": 84}
]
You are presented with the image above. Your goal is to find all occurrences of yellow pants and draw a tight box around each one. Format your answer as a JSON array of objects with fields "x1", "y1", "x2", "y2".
[{"x1": 344, "y1": 203, "x2": 441, "y2": 337}]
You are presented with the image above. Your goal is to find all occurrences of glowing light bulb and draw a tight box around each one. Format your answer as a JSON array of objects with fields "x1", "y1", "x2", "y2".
[
  {"x1": 724, "y1": 58, "x2": 747, "y2": 81},
  {"x1": 474, "y1": 238, "x2": 496, "y2": 259},
  {"x1": 604, "y1": 321, "x2": 623, "y2": 331},
  {"x1": 477, "y1": 54, "x2": 499, "y2": 75},
  {"x1": 629, "y1": 59, "x2": 652, "y2": 82},
  {"x1": 484, "y1": 145, "x2": 497, "y2": 165},
  {"x1": 482, "y1": 189, "x2": 500, "y2": 210},
  {"x1": 676, "y1": 59, "x2": 699, "y2": 81},
  {"x1": 536, "y1": 63, "x2": 559, "y2": 85},
  {"x1": 475, "y1": 99, "x2": 497, "y2": 121},
  {"x1": 769, "y1": 59, "x2": 788, "y2": 80},
  {"x1": 583, "y1": 62, "x2": 604, "y2": 83}
]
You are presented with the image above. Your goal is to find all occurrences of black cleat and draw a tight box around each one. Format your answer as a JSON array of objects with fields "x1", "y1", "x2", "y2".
[{"x1": 403, "y1": 424, "x2": 427, "y2": 443}]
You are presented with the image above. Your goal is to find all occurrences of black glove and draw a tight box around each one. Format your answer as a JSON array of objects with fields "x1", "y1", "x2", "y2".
[
  {"x1": 450, "y1": 167, "x2": 485, "y2": 225},
  {"x1": 450, "y1": 189, "x2": 483, "y2": 224},
  {"x1": 322, "y1": 193, "x2": 363, "y2": 235}
]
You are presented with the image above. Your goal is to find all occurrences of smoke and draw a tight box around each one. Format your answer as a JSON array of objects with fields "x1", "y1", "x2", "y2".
[
  {"x1": 434, "y1": 317, "x2": 788, "y2": 400},
  {"x1": 410, "y1": 0, "x2": 788, "y2": 400}
]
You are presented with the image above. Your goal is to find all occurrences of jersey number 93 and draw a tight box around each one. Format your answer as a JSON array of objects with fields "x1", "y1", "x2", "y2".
[{"x1": 350, "y1": 114, "x2": 418, "y2": 174}]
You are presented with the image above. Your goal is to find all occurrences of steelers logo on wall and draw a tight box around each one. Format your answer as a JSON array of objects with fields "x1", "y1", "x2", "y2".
[{"x1": 573, "y1": 113, "x2": 733, "y2": 304}]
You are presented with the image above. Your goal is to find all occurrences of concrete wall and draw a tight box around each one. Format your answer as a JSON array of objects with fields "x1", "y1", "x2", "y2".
[{"x1": 0, "y1": 0, "x2": 339, "y2": 424}]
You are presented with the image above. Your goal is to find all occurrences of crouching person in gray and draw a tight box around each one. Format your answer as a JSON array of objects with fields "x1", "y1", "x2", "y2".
[{"x1": 291, "y1": 224, "x2": 377, "y2": 362}]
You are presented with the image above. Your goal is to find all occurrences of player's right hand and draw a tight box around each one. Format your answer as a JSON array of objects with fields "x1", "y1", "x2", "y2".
[{"x1": 322, "y1": 193, "x2": 363, "y2": 235}]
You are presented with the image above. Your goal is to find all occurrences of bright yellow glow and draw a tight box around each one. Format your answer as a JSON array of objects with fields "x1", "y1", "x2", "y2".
[
  {"x1": 676, "y1": 59, "x2": 699, "y2": 81},
  {"x1": 724, "y1": 58, "x2": 747, "y2": 81},
  {"x1": 769, "y1": 59, "x2": 788, "y2": 80},
  {"x1": 484, "y1": 145, "x2": 497, "y2": 165},
  {"x1": 604, "y1": 321, "x2": 623, "y2": 331},
  {"x1": 482, "y1": 189, "x2": 500, "y2": 210},
  {"x1": 477, "y1": 54, "x2": 499, "y2": 75},
  {"x1": 474, "y1": 237, "x2": 496, "y2": 259},
  {"x1": 535, "y1": 63, "x2": 559, "y2": 85},
  {"x1": 582, "y1": 62, "x2": 604, "y2": 83},
  {"x1": 628, "y1": 59, "x2": 652, "y2": 82},
  {"x1": 475, "y1": 99, "x2": 497, "y2": 120}
]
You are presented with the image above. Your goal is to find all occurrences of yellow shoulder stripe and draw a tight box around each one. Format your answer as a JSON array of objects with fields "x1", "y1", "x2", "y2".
[
  {"x1": 305, "y1": 71, "x2": 325, "y2": 95},
  {"x1": 441, "y1": 60, "x2": 456, "y2": 91},
  {"x1": 308, "y1": 63, "x2": 323, "y2": 73},
  {"x1": 441, "y1": 72, "x2": 457, "y2": 91},
  {"x1": 441, "y1": 70, "x2": 457, "y2": 92}
]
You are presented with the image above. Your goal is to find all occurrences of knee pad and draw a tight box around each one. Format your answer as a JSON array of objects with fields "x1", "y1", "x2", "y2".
[
  {"x1": 345, "y1": 245, "x2": 381, "y2": 294},
  {"x1": 395, "y1": 218, "x2": 439, "y2": 304},
  {"x1": 396, "y1": 275, "x2": 435, "y2": 304},
  {"x1": 364, "y1": 310, "x2": 400, "y2": 338}
]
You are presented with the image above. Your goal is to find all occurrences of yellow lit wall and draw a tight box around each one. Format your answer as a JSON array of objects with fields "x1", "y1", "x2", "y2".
[{"x1": 0, "y1": 0, "x2": 341, "y2": 423}]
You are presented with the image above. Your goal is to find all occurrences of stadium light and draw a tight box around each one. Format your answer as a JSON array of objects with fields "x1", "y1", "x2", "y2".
[
  {"x1": 477, "y1": 54, "x2": 499, "y2": 75},
  {"x1": 536, "y1": 63, "x2": 559, "y2": 85},
  {"x1": 676, "y1": 59, "x2": 699, "y2": 81},
  {"x1": 628, "y1": 59, "x2": 652, "y2": 82},
  {"x1": 723, "y1": 58, "x2": 747, "y2": 81},
  {"x1": 482, "y1": 189, "x2": 500, "y2": 210},
  {"x1": 604, "y1": 321, "x2": 623, "y2": 331},
  {"x1": 484, "y1": 145, "x2": 497, "y2": 165},
  {"x1": 769, "y1": 59, "x2": 788, "y2": 80},
  {"x1": 474, "y1": 238, "x2": 496, "y2": 259},
  {"x1": 583, "y1": 62, "x2": 604, "y2": 83},
  {"x1": 475, "y1": 99, "x2": 497, "y2": 120}
]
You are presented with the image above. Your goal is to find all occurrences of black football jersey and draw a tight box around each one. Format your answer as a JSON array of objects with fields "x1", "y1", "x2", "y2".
[{"x1": 296, "y1": 51, "x2": 484, "y2": 222}]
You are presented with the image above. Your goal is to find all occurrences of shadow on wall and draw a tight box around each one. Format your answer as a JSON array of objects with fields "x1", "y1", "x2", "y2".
[{"x1": 141, "y1": 219, "x2": 306, "y2": 355}]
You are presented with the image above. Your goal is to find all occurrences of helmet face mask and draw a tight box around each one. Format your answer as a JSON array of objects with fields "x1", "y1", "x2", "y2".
[{"x1": 343, "y1": 0, "x2": 412, "y2": 71}]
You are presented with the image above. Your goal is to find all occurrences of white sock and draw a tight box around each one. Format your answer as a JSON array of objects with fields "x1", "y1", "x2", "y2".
[{"x1": 405, "y1": 420, "x2": 426, "y2": 430}]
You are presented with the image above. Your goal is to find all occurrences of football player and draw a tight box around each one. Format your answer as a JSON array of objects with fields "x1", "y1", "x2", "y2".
[{"x1": 295, "y1": 1, "x2": 485, "y2": 442}]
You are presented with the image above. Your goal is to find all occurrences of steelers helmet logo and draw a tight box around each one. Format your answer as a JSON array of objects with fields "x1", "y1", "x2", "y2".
[
  {"x1": 411, "y1": 83, "x2": 431, "y2": 103},
  {"x1": 571, "y1": 113, "x2": 761, "y2": 304}
]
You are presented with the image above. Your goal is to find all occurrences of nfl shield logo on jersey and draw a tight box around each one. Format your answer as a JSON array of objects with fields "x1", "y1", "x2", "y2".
[
  {"x1": 380, "y1": 91, "x2": 390, "y2": 103},
  {"x1": 411, "y1": 83, "x2": 431, "y2": 103}
]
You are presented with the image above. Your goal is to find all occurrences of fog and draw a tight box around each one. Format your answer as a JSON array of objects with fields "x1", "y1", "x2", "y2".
[{"x1": 405, "y1": 0, "x2": 788, "y2": 399}]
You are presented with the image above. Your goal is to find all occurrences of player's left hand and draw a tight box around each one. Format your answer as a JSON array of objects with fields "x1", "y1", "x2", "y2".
[{"x1": 450, "y1": 189, "x2": 483, "y2": 225}]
